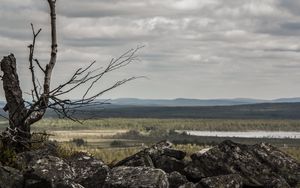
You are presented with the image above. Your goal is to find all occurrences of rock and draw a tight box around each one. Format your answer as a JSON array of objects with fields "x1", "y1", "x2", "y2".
[
  {"x1": 104, "y1": 166, "x2": 169, "y2": 188},
  {"x1": 179, "y1": 182, "x2": 196, "y2": 188},
  {"x1": 24, "y1": 155, "x2": 77, "y2": 188},
  {"x1": 147, "y1": 140, "x2": 186, "y2": 161},
  {"x1": 263, "y1": 177, "x2": 291, "y2": 188},
  {"x1": 186, "y1": 140, "x2": 300, "y2": 187},
  {"x1": 253, "y1": 142, "x2": 299, "y2": 186},
  {"x1": 0, "y1": 165, "x2": 24, "y2": 188},
  {"x1": 154, "y1": 155, "x2": 186, "y2": 174},
  {"x1": 54, "y1": 180, "x2": 85, "y2": 188},
  {"x1": 67, "y1": 152, "x2": 109, "y2": 188},
  {"x1": 115, "y1": 140, "x2": 187, "y2": 174},
  {"x1": 16, "y1": 142, "x2": 59, "y2": 169},
  {"x1": 162, "y1": 148, "x2": 186, "y2": 160},
  {"x1": 184, "y1": 163, "x2": 207, "y2": 182},
  {"x1": 24, "y1": 180, "x2": 84, "y2": 188},
  {"x1": 168, "y1": 171, "x2": 188, "y2": 188},
  {"x1": 114, "y1": 150, "x2": 154, "y2": 167},
  {"x1": 197, "y1": 174, "x2": 243, "y2": 188},
  {"x1": 2, "y1": 139, "x2": 298, "y2": 188}
]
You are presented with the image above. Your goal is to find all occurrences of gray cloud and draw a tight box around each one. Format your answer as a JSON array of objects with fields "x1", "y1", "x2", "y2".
[{"x1": 0, "y1": 0, "x2": 300, "y2": 100}]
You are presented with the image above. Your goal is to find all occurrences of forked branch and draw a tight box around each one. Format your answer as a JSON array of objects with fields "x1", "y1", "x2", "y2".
[{"x1": 0, "y1": 0, "x2": 143, "y2": 148}]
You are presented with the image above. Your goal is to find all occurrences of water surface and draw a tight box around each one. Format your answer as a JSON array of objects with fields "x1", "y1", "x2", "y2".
[{"x1": 181, "y1": 131, "x2": 300, "y2": 139}]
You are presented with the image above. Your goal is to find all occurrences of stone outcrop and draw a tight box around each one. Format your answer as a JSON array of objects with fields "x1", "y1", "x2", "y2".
[
  {"x1": 167, "y1": 171, "x2": 188, "y2": 188},
  {"x1": 1, "y1": 140, "x2": 299, "y2": 188},
  {"x1": 185, "y1": 140, "x2": 300, "y2": 187},
  {"x1": 67, "y1": 152, "x2": 109, "y2": 188},
  {"x1": 115, "y1": 140, "x2": 187, "y2": 174},
  {"x1": 0, "y1": 166, "x2": 24, "y2": 188},
  {"x1": 104, "y1": 166, "x2": 169, "y2": 188},
  {"x1": 197, "y1": 174, "x2": 243, "y2": 188},
  {"x1": 23, "y1": 155, "x2": 76, "y2": 187}
]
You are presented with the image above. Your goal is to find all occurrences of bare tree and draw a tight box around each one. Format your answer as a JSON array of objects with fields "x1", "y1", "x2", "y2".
[{"x1": 0, "y1": 0, "x2": 141, "y2": 151}]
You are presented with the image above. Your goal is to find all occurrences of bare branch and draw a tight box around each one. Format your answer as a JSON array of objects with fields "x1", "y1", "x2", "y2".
[
  {"x1": 28, "y1": 23, "x2": 42, "y2": 101},
  {"x1": 44, "y1": 0, "x2": 58, "y2": 95},
  {"x1": 0, "y1": 0, "x2": 144, "y2": 151},
  {"x1": 34, "y1": 58, "x2": 46, "y2": 73}
]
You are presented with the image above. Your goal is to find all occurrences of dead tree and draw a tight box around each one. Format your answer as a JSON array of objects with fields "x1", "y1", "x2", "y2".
[{"x1": 0, "y1": 0, "x2": 141, "y2": 151}]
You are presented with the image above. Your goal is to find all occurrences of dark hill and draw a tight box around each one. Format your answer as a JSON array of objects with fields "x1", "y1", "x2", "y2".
[{"x1": 47, "y1": 102, "x2": 300, "y2": 119}]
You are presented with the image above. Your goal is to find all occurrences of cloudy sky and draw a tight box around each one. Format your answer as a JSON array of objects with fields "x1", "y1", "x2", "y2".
[{"x1": 1, "y1": 0, "x2": 300, "y2": 100}]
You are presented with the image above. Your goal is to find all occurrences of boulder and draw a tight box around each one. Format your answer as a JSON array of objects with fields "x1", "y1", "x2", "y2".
[
  {"x1": 0, "y1": 165, "x2": 24, "y2": 188},
  {"x1": 115, "y1": 140, "x2": 187, "y2": 174},
  {"x1": 168, "y1": 171, "x2": 188, "y2": 188},
  {"x1": 253, "y1": 142, "x2": 299, "y2": 186},
  {"x1": 67, "y1": 152, "x2": 109, "y2": 188},
  {"x1": 114, "y1": 150, "x2": 154, "y2": 167},
  {"x1": 178, "y1": 182, "x2": 196, "y2": 188},
  {"x1": 163, "y1": 148, "x2": 186, "y2": 160},
  {"x1": 104, "y1": 166, "x2": 169, "y2": 188},
  {"x1": 16, "y1": 142, "x2": 59, "y2": 169},
  {"x1": 184, "y1": 163, "x2": 206, "y2": 182},
  {"x1": 146, "y1": 141, "x2": 186, "y2": 161},
  {"x1": 53, "y1": 180, "x2": 85, "y2": 188},
  {"x1": 154, "y1": 155, "x2": 186, "y2": 174},
  {"x1": 24, "y1": 155, "x2": 77, "y2": 188},
  {"x1": 197, "y1": 174, "x2": 243, "y2": 188},
  {"x1": 186, "y1": 140, "x2": 300, "y2": 187}
]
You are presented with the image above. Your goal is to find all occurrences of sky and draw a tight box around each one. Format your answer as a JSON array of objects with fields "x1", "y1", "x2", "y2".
[{"x1": 0, "y1": 0, "x2": 300, "y2": 100}]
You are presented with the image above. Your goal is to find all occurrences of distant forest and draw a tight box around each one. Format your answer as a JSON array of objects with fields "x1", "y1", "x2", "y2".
[{"x1": 45, "y1": 102, "x2": 300, "y2": 119}]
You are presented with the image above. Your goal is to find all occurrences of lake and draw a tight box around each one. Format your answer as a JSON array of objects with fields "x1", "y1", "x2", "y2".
[{"x1": 180, "y1": 131, "x2": 300, "y2": 139}]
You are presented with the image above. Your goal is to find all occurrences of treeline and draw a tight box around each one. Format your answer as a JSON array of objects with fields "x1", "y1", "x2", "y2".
[{"x1": 46, "y1": 102, "x2": 300, "y2": 119}]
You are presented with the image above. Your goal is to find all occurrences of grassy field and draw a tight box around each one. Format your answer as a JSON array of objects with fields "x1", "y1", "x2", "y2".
[
  {"x1": 1, "y1": 118, "x2": 299, "y2": 132},
  {"x1": 58, "y1": 142, "x2": 208, "y2": 164},
  {"x1": 58, "y1": 142, "x2": 300, "y2": 164},
  {"x1": 29, "y1": 118, "x2": 300, "y2": 131},
  {"x1": 0, "y1": 118, "x2": 299, "y2": 162}
]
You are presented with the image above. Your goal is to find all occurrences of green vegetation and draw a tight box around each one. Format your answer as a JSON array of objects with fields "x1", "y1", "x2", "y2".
[
  {"x1": 71, "y1": 138, "x2": 86, "y2": 147},
  {"x1": 1, "y1": 118, "x2": 299, "y2": 164},
  {"x1": 174, "y1": 144, "x2": 207, "y2": 158},
  {"x1": 0, "y1": 147, "x2": 17, "y2": 167},
  {"x1": 30, "y1": 118, "x2": 300, "y2": 163},
  {"x1": 57, "y1": 142, "x2": 141, "y2": 165},
  {"x1": 30, "y1": 118, "x2": 300, "y2": 131},
  {"x1": 45, "y1": 102, "x2": 300, "y2": 119},
  {"x1": 56, "y1": 143, "x2": 300, "y2": 164},
  {"x1": 281, "y1": 147, "x2": 300, "y2": 162},
  {"x1": 110, "y1": 140, "x2": 129, "y2": 147}
]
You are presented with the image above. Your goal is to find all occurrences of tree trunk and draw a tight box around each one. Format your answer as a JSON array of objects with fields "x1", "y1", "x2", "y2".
[{"x1": 0, "y1": 54, "x2": 29, "y2": 150}]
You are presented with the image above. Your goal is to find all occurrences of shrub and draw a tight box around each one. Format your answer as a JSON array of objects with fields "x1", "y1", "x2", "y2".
[
  {"x1": 110, "y1": 140, "x2": 128, "y2": 147},
  {"x1": 0, "y1": 140, "x2": 17, "y2": 167},
  {"x1": 71, "y1": 138, "x2": 86, "y2": 147}
]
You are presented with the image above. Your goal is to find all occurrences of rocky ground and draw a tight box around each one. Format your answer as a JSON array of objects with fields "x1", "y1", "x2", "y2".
[{"x1": 0, "y1": 140, "x2": 299, "y2": 188}]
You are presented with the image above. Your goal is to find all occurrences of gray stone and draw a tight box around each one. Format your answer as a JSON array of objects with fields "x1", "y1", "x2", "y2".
[
  {"x1": 167, "y1": 171, "x2": 188, "y2": 188},
  {"x1": 186, "y1": 140, "x2": 300, "y2": 187},
  {"x1": 16, "y1": 142, "x2": 59, "y2": 169},
  {"x1": 24, "y1": 155, "x2": 76, "y2": 188},
  {"x1": 114, "y1": 150, "x2": 154, "y2": 167},
  {"x1": 115, "y1": 140, "x2": 187, "y2": 174},
  {"x1": 0, "y1": 165, "x2": 24, "y2": 188},
  {"x1": 178, "y1": 182, "x2": 196, "y2": 188},
  {"x1": 184, "y1": 163, "x2": 207, "y2": 182},
  {"x1": 198, "y1": 174, "x2": 243, "y2": 188},
  {"x1": 154, "y1": 155, "x2": 186, "y2": 174},
  {"x1": 55, "y1": 180, "x2": 85, "y2": 188},
  {"x1": 67, "y1": 152, "x2": 109, "y2": 188},
  {"x1": 104, "y1": 166, "x2": 169, "y2": 188},
  {"x1": 163, "y1": 148, "x2": 186, "y2": 160}
]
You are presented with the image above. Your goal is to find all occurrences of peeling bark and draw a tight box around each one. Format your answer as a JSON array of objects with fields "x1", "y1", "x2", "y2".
[
  {"x1": 0, "y1": 54, "x2": 30, "y2": 150},
  {"x1": 0, "y1": 54, "x2": 27, "y2": 130}
]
